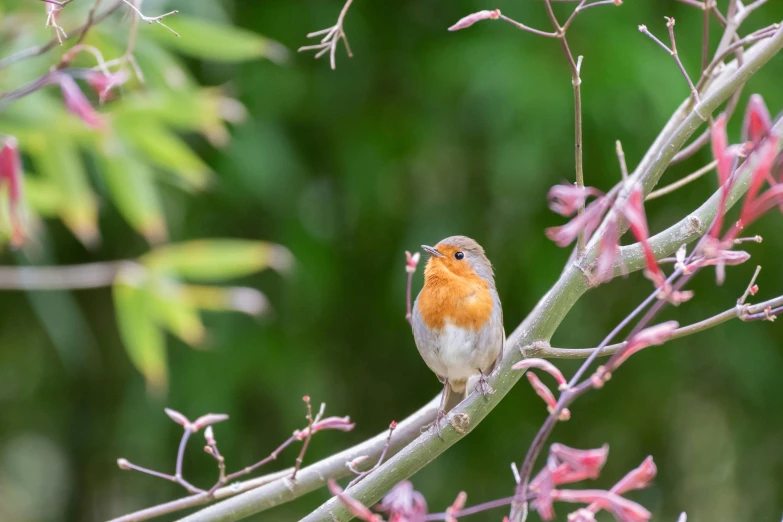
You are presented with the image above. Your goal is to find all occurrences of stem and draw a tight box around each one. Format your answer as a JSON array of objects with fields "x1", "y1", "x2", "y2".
[
  {"x1": 0, "y1": 261, "x2": 127, "y2": 290},
  {"x1": 646, "y1": 160, "x2": 718, "y2": 200},
  {"x1": 0, "y1": 0, "x2": 123, "y2": 71},
  {"x1": 702, "y1": 1, "x2": 711, "y2": 72},
  {"x1": 533, "y1": 293, "x2": 783, "y2": 359}
]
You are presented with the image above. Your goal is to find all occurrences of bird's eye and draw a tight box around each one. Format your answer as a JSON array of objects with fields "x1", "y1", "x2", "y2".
[{"x1": 454, "y1": 251, "x2": 464, "y2": 260}]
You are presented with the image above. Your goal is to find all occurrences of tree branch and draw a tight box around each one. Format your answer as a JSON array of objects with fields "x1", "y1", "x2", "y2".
[
  {"x1": 528, "y1": 294, "x2": 783, "y2": 359},
  {"x1": 0, "y1": 261, "x2": 127, "y2": 290},
  {"x1": 0, "y1": 0, "x2": 123, "y2": 71}
]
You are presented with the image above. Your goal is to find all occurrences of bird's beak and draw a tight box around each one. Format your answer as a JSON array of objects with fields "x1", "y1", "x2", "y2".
[{"x1": 421, "y1": 245, "x2": 445, "y2": 258}]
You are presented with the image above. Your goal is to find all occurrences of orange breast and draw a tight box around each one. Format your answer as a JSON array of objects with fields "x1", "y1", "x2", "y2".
[{"x1": 417, "y1": 274, "x2": 494, "y2": 331}]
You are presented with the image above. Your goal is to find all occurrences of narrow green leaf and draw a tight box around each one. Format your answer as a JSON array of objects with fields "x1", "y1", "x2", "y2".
[
  {"x1": 120, "y1": 123, "x2": 212, "y2": 190},
  {"x1": 151, "y1": 279, "x2": 206, "y2": 347},
  {"x1": 24, "y1": 176, "x2": 64, "y2": 216},
  {"x1": 113, "y1": 269, "x2": 168, "y2": 395},
  {"x1": 28, "y1": 135, "x2": 99, "y2": 245},
  {"x1": 96, "y1": 139, "x2": 168, "y2": 244},
  {"x1": 148, "y1": 15, "x2": 288, "y2": 63},
  {"x1": 141, "y1": 239, "x2": 293, "y2": 281}
]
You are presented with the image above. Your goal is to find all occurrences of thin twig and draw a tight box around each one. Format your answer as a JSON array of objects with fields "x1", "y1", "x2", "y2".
[
  {"x1": 498, "y1": 14, "x2": 558, "y2": 38},
  {"x1": 346, "y1": 422, "x2": 397, "y2": 489},
  {"x1": 616, "y1": 140, "x2": 629, "y2": 181},
  {"x1": 739, "y1": 265, "x2": 762, "y2": 304},
  {"x1": 293, "y1": 397, "x2": 318, "y2": 481},
  {"x1": 298, "y1": 0, "x2": 355, "y2": 70},
  {"x1": 647, "y1": 160, "x2": 718, "y2": 200},
  {"x1": 640, "y1": 19, "x2": 701, "y2": 107},
  {"x1": 119, "y1": 0, "x2": 179, "y2": 36},
  {"x1": 54, "y1": 0, "x2": 105, "y2": 70},
  {"x1": 0, "y1": 0, "x2": 123, "y2": 71},
  {"x1": 702, "y1": 0, "x2": 712, "y2": 72},
  {"x1": 529, "y1": 292, "x2": 783, "y2": 359}
]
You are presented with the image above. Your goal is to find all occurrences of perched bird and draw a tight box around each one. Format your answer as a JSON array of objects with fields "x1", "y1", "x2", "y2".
[{"x1": 412, "y1": 236, "x2": 504, "y2": 435}]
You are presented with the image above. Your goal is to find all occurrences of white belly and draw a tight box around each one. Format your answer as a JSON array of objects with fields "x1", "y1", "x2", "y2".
[{"x1": 434, "y1": 322, "x2": 482, "y2": 382}]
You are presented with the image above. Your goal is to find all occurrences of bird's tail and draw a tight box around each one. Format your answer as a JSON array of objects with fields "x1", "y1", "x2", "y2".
[{"x1": 443, "y1": 379, "x2": 468, "y2": 413}]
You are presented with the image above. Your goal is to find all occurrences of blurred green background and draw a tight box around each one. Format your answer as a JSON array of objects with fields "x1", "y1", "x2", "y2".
[{"x1": 2, "y1": 1, "x2": 783, "y2": 521}]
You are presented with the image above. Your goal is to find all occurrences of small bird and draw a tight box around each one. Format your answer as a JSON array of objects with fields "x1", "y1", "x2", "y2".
[{"x1": 412, "y1": 236, "x2": 504, "y2": 435}]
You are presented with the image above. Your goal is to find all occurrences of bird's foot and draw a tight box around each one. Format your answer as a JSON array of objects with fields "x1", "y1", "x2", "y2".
[
  {"x1": 423, "y1": 408, "x2": 447, "y2": 439},
  {"x1": 475, "y1": 372, "x2": 495, "y2": 400}
]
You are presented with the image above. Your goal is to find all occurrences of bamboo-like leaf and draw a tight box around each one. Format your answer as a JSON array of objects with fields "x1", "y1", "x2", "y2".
[
  {"x1": 28, "y1": 135, "x2": 99, "y2": 246},
  {"x1": 113, "y1": 268, "x2": 168, "y2": 394},
  {"x1": 96, "y1": 140, "x2": 168, "y2": 244},
  {"x1": 151, "y1": 279, "x2": 206, "y2": 347},
  {"x1": 141, "y1": 239, "x2": 293, "y2": 281},
  {"x1": 120, "y1": 123, "x2": 212, "y2": 190},
  {"x1": 148, "y1": 15, "x2": 288, "y2": 63},
  {"x1": 23, "y1": 176, "x2": 64, "y2": 217}
]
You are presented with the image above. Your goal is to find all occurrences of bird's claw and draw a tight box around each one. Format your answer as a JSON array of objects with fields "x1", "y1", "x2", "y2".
[
  {"x1": 475, "y1": 373, "x2": 495, "y2": 400},
  {"x1": 425, "y1": 408, "x2": 447, "y2": 439}
]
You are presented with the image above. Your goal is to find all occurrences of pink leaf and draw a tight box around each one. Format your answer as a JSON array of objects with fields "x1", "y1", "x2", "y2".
[
  {"x1": 547, "y1": 184, "x2": 604, "y2": 217},
  {"x1": 59, "y1": 75, "x2": 103, "y2": 128},
  {"x1": 621, "y1": 187, "x2": 663, "y2": 286},
  {"x1": 192, "y1": 413, "x2": 229, "y2": 432},
  {"x1": 448, "y1": 9, "x2": 501, "y2": 31},
  {"x1": 164, "y1": 408, "x2": 192, "y2": 428},
  {"x1": 512, "y1": 358, "x2": 567, "y2": 388},
  {"x1": 612, "y1": 321, "x2": 678, "y2": 368},
  {"x1": 743, "y1": 94, "x2": 772, "y2": 147},
  {"x1": 328, "y1": 480, "x2": 383, "y2": 522}
]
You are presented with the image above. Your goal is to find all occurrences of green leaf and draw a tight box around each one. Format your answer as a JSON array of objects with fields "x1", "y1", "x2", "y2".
[
  {"x1": 96, "y1": 139, "x2": 168, "y2": 244},
  {"x1": 148, "y1": 15, "x2": 288, "y2": 63},
  {"x1": 113, "y1": 269, "x2": 168, "y2": 395},
  {"x1": 141, "y1": 239, "x2": 293, "y2": 281},
  {"x1": 150, "y1": 279, "x2": 206, "y2": 347},
  {"x1": 24, "y1": 176, "x2": 64, "y2": 216},
  {"x1": 28, "y1": 135, "x2": 99, "y2": 245},
  {"x1": 120, "y1": 123, "x2": 212, "y2": 190}
]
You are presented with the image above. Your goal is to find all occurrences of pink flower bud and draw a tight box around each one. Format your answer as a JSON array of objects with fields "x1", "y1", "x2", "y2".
[
  {"x1": 59, "y1": 75, "x2": 103, "y2": 129},
  {"x1": 550, "y1": 444, "x2": 609, "y2": 481},
  {"x1": 405, "y1": 251, "x2": 420, "y2": 274},
  {"x1": 117, "y1": 458, "x2": 131, "y2": 470},
  {"x1": 164, "y1": 408, "x2": 192, "y2": 428},
  {"x1": 296, "y1": 416, "x2": 356, "y2": 440},
  {"x1": 512, "y1": 358, "x2": 568, "y2": 389},
  {"x1": 750, "y1": 284, "x2": 759, "y2": 295},
  {"x1": 86, "y1": 70, "x2": 129, "y2": 103},
  {"x1": 204, "y1": 425, "x2": 216, "y2": 445},
  {"x1": 526, "y1": 372, "x2": 557, "y2": 411},
  {"x1": 379, "y1": 481, "x2": 428, "y2": 518},
  {"x1": 547, "y1": 184, "x2": 603, "y2": 217},
  {"x1": 328, "y1": 480, "x2": 382, "y2": 522},
  {"x1": 448, "y1": 9, "x2": 501, "y2": 31},
  {"x1": 610, "y1": 456, "x2": 657, "y2": 495},
  {"x1": 0, "y1": 137, "x2": 25, "y2": 246},
  {"x1": 593, "y1": 217, "x2": 620, "y2": 284},
  {"x1": 612, "y1": 321, "x2": 678, "y2": 368},
  {"x1": 552, "y1": 490, "x2": 652, "y2": 522},
  {"x1": 445, "y1": 491, "x2": 467, "y2": 522},
  {"x1": 621, "y1": 187, "x2": 663, "y2": 287},
  {"x1": 546, "y1": 196, "x2": 612, "y2": 247},
  {"x1": 743, "y1": 94, "x2": 772, "y2": 147},
  {"x1": 192, "y1": 413, "x2": 229, "y2": 432}
]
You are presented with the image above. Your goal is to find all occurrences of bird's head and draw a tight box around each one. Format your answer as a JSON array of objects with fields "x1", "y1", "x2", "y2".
[{"x1": 421, "y1": 235, "x2": 495, "y2": 285}]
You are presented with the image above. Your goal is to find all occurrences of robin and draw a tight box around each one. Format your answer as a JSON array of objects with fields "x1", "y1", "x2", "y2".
[{"x1": 411, "y1": 236, "x2": 504, "y2": 436}]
